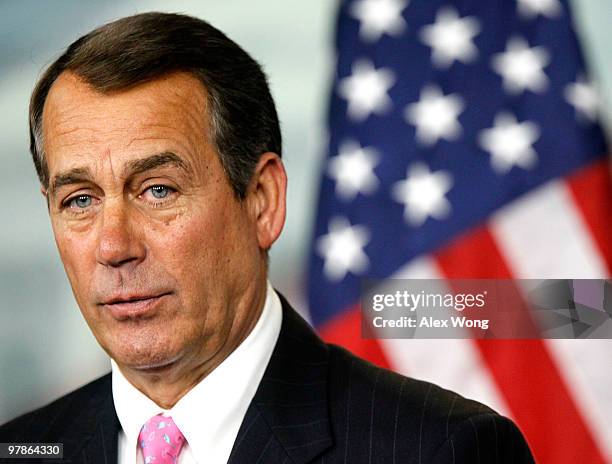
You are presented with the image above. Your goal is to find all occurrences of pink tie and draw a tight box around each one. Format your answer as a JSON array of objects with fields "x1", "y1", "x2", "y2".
[{"x1": 138, "y1": 414, "x2": 186, "y2": 464}]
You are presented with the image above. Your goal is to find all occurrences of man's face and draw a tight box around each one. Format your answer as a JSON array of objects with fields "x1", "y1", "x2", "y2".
[{"x1": 42, "y1": 71, "x2": 271, "y2": 373}]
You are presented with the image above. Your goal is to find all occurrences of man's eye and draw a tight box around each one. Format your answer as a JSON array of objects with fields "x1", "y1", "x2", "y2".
[
  {"x1": 143, "y1": 185, "x2": 177, "y2": 203},
  {"x1": 149, "y1": 185, "x2": 171, "y2": 199},
  {"x1": 68, "y1": 195, "x2": 92, "y2": 209}
]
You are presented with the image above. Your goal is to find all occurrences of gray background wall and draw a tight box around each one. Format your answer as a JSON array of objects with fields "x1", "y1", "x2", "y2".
[{"x1": 1, "y1": 0, "x2": 610, "y2": 425}]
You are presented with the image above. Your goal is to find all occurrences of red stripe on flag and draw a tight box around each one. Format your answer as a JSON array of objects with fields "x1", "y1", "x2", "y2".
[
  {"x1": 318, "y1": 304, "x2": 391, "y2": 369},
  {"x1": 566, "y1": 158, "x2": 612, "y2": 273},
  {"x1": 435, "y1": 226, "x2": 607, "y2": 464}
]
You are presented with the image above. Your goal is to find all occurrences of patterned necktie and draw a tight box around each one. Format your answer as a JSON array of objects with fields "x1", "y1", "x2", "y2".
[{"x1": 138, "y1": 414, "x2": 186, "y2": 464}]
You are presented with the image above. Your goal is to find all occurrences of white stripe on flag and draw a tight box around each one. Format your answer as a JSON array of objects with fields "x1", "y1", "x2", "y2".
[
  {"x1": 490, "y1": 180, "x2": 612, "y2": 460},
  {"x1": 379, "y1": 255, "x2": 510, "y2": 416},
  {"x1": 545, "y1": 339, "x2": 612, "y2": 461},
  {"x1": 490, "y1": 179, "x2": 608, "y2": 278}
]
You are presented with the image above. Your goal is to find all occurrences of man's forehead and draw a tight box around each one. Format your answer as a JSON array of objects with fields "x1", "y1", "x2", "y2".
[
  {"x1": 42, "y1": 71, "x2": 211, "y2": 171},
  {"x1": 43, "y1": 71, "x2": 207, "y2": 130}
]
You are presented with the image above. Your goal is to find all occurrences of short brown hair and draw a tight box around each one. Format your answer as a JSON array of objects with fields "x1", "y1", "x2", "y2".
[{"x1": 29, "y1": 12, "x2": 282, "y2": 198}]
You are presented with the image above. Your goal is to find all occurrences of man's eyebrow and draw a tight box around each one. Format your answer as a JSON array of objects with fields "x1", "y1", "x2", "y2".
[
  {"x1": 125, "y1": 152, "x2": 191, "y2": 177},
  {"x1": 49, "y1": 152, "x2": 191, "y2": 196},
  {"x1": 50, "y1": 168, "x2": 93, "y2": 196}
]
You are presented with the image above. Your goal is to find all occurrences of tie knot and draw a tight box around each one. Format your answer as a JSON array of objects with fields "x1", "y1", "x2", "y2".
[{"x1": 138, "y1": 414, "x2": 186, "y2": 464}]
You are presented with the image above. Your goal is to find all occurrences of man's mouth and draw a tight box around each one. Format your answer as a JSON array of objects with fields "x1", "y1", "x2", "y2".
[{"x1": 100, "y1": 292, "x2": 172, "y2": 320}]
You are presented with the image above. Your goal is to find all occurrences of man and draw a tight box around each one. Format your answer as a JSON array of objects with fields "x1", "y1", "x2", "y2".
[{"x1": 0, "y1": 12, "x2": 533, "y2": 463}]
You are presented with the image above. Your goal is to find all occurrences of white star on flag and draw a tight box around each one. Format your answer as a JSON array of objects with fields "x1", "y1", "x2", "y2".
[
  {"x1": 478, "y1": 112, "x2": 540, "y2": 173},
  {"x1": 316, "y1": 216, "x2": 370, "y2": 281},
  {"x1": 391, "y1": 162, "x2": 453, "y2": 226},
  {"x1": 419, "y1": 6, "x2": 481, "y2": 69},
  {"x1": 404, "y1": 85, "x2": 464, "y2": 146},
  {"x1": 328, "y1": 140, "x2": 380, "y2": 201},
  {"x1": 564, "y1": 75, "x2": 599, "y2": 122},
  {"x1": 338, "y1": 59, "x2": 396, "y2": 121},
  {"x1": 491, "y1": 37, "x2": 550, "y2": 95},
  {"x1": 350, "y1": 0, "x2": 409, "y2": 43},
  {"x1": 517, "y1": 0, "x2": 562, "y2": 19}
]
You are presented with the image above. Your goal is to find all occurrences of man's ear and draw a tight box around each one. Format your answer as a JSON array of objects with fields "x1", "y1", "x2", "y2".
[{"x1": 247, "y1": 152, "x2": 287, "y2": 250}]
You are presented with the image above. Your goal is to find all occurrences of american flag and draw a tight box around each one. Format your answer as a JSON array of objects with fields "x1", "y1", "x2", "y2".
[{"x1": 306, "y1": 0, "x2": 612, "y2": 462}]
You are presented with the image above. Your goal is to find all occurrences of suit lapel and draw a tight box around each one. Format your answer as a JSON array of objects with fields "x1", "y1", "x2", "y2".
[
  {"x1": 79, "y1": 389, "x2": 120, "y2": 464},
  {"x1": 61, "y1": 374, "x2": 120, "y2": 464},
  {"x1": 228, "y1": 293, "x2": 333, "y2": 464}
]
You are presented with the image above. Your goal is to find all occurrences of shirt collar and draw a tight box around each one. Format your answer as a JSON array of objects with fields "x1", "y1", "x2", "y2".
[{"x1": 112, "y1": 281, "x2": 282, "y2": 463}]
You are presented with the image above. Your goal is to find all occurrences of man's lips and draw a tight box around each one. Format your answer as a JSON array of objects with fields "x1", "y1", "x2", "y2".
[{"x1": 99, "y1": 292, "x2": 172, "y2": 320}]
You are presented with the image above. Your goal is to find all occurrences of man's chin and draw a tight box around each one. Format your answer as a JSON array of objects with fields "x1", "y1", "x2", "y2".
[
  {"x1": 130, "y1": 355, "x2": 183, "y2": 371},
  {"x1": 111, "y1": 346, "x2": 185, "y2": 374}
]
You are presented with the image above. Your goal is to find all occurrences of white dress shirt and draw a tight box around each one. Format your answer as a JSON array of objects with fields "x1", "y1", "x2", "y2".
[{"x1": 112, "y1": 282, "x2": 282, "y2": 464}]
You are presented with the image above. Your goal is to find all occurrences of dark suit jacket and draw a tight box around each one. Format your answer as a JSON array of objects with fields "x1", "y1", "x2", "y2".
[{"x1": 1, "y1": 294, "x2": 534, "y2": 463}]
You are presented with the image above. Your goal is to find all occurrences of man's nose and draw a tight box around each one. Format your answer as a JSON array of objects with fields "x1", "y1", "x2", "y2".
[{"x1": 95, "y1": 200, "x2": 146, "y2": 268}]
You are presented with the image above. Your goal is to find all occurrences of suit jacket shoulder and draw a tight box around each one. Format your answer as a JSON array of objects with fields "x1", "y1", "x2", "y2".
[
  {"x1": 0, "y1": 374, "x2": 119, "y2": 463},
  {"x1": 326, "y1": 343, "x2": 534, "y2": 462}
]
